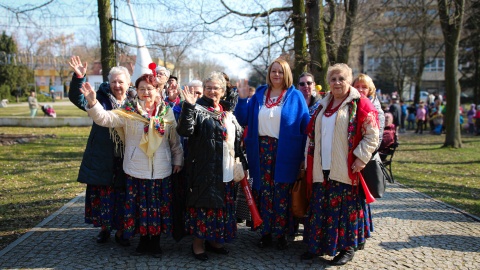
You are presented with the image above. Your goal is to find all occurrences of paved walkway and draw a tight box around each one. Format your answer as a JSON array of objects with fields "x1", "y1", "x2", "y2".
[{"x1": 1, "y1": 182, "x2": 479, "y2": 270}]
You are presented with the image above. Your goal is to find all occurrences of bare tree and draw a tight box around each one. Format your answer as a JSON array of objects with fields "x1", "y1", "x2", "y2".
[
  {"x1": 459, "y1": 0, "x2": 480, "y2": 105},
  {"x1": 437, "y1": 0, "x2": 465, "y2": 148},
  {"x1": 98, "y1": 0, "x2": 115, "y2": 82},
  {"x1": 324, "y1": 0, "x2": 358, "y2": 64},
  {"x1": 305, "y1": 0, "x2": 329, "y2": 90}
]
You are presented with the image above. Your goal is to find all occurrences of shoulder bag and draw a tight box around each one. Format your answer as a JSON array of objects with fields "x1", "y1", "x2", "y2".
[{"x1": 361, "y1": 152, "x2": 392, "y2": 198}]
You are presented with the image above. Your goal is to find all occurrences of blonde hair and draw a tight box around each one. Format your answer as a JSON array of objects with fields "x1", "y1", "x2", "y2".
[
  {"x1": 353, "y1": 73, "x2": 376, "y2": 97},
  {"x1": 266, "y1": 58, "x2": 293, "y2": 89},
  {"x1": 327, "y1": 63, "x2": 353, "y2": 85}
]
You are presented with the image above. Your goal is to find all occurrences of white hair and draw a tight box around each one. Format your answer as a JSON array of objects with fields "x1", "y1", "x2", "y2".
[
  {"x1": 108, "y1": 66, "x2": 131, "y2": 83},
  {"x1": 188, "y1": 79, "x2": 203, "y2": 88},
  {"x1": 156, "y1": 66, "x2": 171, "y2": 78}
]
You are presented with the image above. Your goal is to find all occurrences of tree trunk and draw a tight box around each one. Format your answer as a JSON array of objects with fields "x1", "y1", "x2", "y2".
[
  {"x1": 336, "y1": 0, "x2": 358, "y2": 64},
  {"x1": 414, "y1": 21, "x2": 428, "y2": 105},
  {"x1": 292, "y1": 0, "x2": 308, "y2": 82},
  {"x1": 306, "y1": 0, "x2": 329, "y2": 92},
  {"x1": 97, "y1": 0, "x2": 115, "y2": 82},
  {"x1": 438, "y1": 0, "x2": 464, "y2": 148},
  {"x1": 443, "y1": 40, "x2": 462, "y2": 148},
  {"x1": 325, "y1": 0, "x2": 337, "y2": 63}
]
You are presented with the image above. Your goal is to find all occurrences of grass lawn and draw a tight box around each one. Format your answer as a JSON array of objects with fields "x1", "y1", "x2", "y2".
[
  {"x1": 0, "y1": 101, "x2": 88, "y2": 118},
  {"x1": 393, "y1": 132, "x2": 480, "y2": 217},
  {"x1": 0, "y1": 127, "x2": 88, "y2": 250},
  {"x1": 0, "y1": 126, "x2": 479, "y2": 251}
]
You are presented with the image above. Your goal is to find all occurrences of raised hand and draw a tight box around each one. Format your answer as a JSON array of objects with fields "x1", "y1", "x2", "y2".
[
  {"x1": 79, "y1": 82, "x2": 97, "y2": 108},
  {"x1": 68, "y1": 56, "x2": 88, "y2": 78},
  {"x1": 181, "y1": 85, "x2": 196, "y2": 105},
  {"x1": 236, "y1": 78, "x2": 249, "y2": 99}
]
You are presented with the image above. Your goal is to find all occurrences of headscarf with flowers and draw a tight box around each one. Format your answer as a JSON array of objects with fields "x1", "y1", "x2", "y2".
[{"x1": 109, "y1": 97, "x2": 176, "y2": 159}]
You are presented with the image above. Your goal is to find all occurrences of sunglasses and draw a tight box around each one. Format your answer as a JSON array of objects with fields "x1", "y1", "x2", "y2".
[{"x1": 299, "y1": 81, "x2": 314, "y2": 87}]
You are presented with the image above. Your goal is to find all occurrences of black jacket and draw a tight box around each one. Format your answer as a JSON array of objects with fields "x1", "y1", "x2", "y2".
[
  {"x1": 69, "y1": 75, "x2": 125, "y2": 186},
  {"x1": 177, "y1": 96, "x2": 247, "y2": 209}
]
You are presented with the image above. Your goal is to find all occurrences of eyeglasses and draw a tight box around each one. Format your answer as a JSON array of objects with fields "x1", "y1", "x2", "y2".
[
  {"x1": 157, "y1": 73, "x2": 166, "y2": 77},
  {"x1": 330, "y1": 76, "x2": 346, "y2": 83},
  {"x1": 205, "y1": 86, "x2": 222, "y2": 92},
  {"x1": 298, "y1": 81, "x2": 314, "y2": 87},
  {"x1": 137, "y1": 87, "x2": 156, "y2": 92}
]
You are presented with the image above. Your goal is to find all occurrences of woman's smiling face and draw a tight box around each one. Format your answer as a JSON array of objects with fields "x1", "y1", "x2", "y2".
[
  {"x1": 137, "y1": 80, "x2": 159, "y2": 103},
  {"x1": 204, "y1": 80, "x2": 225, "y2": 105}
]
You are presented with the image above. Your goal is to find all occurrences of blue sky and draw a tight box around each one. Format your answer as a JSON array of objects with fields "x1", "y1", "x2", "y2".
[{"x1": 1, "y1": 0, "x2": 289, "y2": 78}]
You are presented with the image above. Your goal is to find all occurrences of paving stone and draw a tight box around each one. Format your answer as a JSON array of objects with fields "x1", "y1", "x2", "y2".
[{"x1": 1, "y1": 183, "x2": 479, "y2": 269}]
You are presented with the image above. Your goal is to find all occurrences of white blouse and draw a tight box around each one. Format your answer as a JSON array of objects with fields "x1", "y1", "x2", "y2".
[
  {"x1": 321, "y1": 112, "x2": 337, "y2": 170},
  {"x1": 258, "y1": 96, "x2": 283, "y2": 138}
]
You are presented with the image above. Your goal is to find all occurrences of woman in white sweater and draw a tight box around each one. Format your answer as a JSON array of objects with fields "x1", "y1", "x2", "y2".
[{"x1": 80, "y1": 73, "x2": 183, "y2": 258}]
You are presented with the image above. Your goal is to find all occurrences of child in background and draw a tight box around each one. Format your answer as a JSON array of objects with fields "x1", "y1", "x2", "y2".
[{"x1": 415, "y1": 103, "x2": 426, "y2": 134}]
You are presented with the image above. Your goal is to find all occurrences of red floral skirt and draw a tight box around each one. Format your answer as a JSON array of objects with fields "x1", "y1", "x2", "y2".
[
  {"x1": 123, "y1": 175, "x2": 172, "y2": 238},
  {"x1": 84, "y1": 184, "x2": 125, "y2": 232},
  {"x1": 185, "y1": 181, "x2": 237, "y2": 243},
  {"x1": 303, "y1": 180, "x2": 372, "y2": 256},
  {"x1": 252, "y1": 136, "x2": 295, "y2": 238}
]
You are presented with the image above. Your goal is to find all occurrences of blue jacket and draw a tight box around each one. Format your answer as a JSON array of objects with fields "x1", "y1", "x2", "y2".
[
  {"x1": 235, "y1": 84, "x2": 310, "y2": 190},
  {"x1": 69, "y1": 75, "x2": 124, "y2": 186}
]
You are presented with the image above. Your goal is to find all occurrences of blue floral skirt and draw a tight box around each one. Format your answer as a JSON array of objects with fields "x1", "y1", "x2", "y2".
[
  {"x1": 252, "y1": 136, "x2": 294, "y2": 238},
  {"x1": 303, "y1": 180, "x2": 372, "y2": 256},
  {"x1": 123, "y1": 175, "x2": 172, "y2": 239},
  {"x1": 185, "y1": 181, "x2": 237, "y2": 243},
  {"x1": 84, "y1": 184, "x2": 125, "y2": 232}
]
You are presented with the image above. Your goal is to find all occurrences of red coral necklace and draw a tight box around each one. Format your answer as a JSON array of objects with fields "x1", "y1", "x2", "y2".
[{"x1": 265, "y1": 88, "x2": 286, "y2": 108}]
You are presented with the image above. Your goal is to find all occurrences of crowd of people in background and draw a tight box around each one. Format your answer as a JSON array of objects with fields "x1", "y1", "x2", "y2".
[{"x1": 66, "y1": 54, "x2": 478, "y2": 267}]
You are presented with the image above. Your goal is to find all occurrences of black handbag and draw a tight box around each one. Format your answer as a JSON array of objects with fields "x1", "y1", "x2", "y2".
[{"x1": 361, "y1": 152, "x2": 392, "y2": 198}]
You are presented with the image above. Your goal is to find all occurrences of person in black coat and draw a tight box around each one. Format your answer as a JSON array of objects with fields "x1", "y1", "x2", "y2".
[
  {"x1": 177, "y1": 71, "x2": 247, "y2": 261},
  {"x1": 68, "y1": 56, "x2": 131, "y2": 246},
  {"x1": 389, "y1": 95, "x2": 402, "y2": 132}
]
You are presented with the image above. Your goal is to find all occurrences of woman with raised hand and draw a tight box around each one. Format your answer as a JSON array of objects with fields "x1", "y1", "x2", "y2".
[
  {"x1": 79, "y1": 73, "x2": 183, "y2": 258},
  {"x1": 177, "y1": 71, "x2": 247, "y2": 261},
  {"x1": 68, "y1": 56, "x2": 131, "y2": 247},
  {"x1": 235, "y1": 58, "x2": 310, "y2": 250}
]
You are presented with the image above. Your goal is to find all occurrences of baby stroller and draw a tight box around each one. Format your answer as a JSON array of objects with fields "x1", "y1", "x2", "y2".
[{"x1": 41, "y1": 105, "x2": 57, "y2": 118}]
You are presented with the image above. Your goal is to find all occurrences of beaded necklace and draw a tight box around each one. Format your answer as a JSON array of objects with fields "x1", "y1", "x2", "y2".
[
  {"x1": 324, "y1": 94, "x2": 348, "y2": 117},
  {"x1": 265, "y1": 88, "x2": 286, "y2": 108}
]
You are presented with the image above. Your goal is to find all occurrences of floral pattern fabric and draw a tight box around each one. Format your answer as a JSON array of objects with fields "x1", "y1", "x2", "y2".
[
  {"x1": 185, "y1": 181, "x2": 237, "y2": 244},
  {"x1": 123, "y1": 175, "x2": 172, "y2": 238},
  {"x1": 84, "y1": 184, "x2": 125, "y2": 232},
  {"x1": 303, "y1": 180, "x2": 372, "y2": 256},
  {"x1": 252, "y1": 136, "x2": 295, "y2": 238}
]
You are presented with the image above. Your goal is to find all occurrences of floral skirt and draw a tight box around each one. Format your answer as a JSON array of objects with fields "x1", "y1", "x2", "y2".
[
  {"x1": 84, "y1": 184, "x2": 125, "y2": 232},
  {"x1": 252, "y1": 136, "x2": 294, "y2": 238},
  {"x1": 185, "y1": 181, "x2": 237, "y2": 243},
  {"x1": 123, "y1": 175, "x2": 172, "y2": 239},
  {"x1": 303, "y1": 180, "x2": 372, "y2": 256}
]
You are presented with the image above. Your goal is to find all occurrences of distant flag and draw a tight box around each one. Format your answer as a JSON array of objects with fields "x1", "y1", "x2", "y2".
[{"x1": 127, "y1": 0, "x2": 153, "y2": 83}]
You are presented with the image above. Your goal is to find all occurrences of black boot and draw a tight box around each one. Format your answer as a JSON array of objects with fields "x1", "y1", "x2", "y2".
[
  {"x1": 150, "y1": 235, "x2": 162, "y2": 258},
  {"x1": 330, "y1": 249, "x2": 355, "y2": 266},
  {"x1": 96, "y1": 229, "x2": 110, "y2": 244},
  {"x1": 132, "y1": 236, "x2": 149, "y2": 256},
  {"x1": 257, "y1": 234, "x2": 272, "y2": 248},
  {"x1": 276, "y1": 235, "x2": 288, "y2": 250}
]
